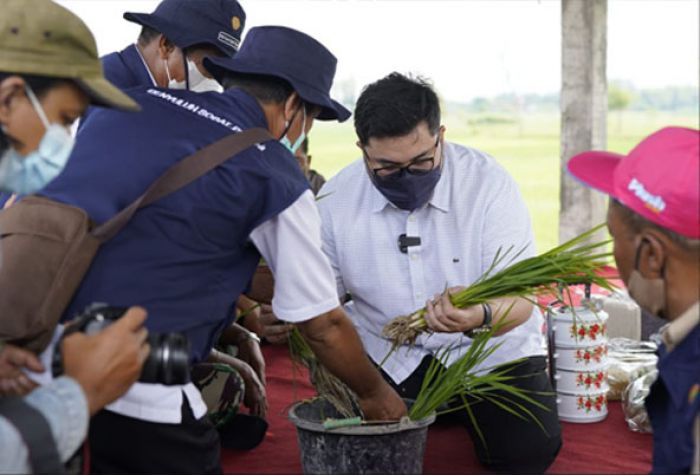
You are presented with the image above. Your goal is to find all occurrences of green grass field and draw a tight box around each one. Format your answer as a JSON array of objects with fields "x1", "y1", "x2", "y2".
[{"x1": 307, "y1": 110, "x2": 699, "y2": 252}]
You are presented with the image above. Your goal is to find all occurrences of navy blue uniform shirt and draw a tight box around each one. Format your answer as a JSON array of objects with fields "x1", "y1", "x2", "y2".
[
  {"x1": 43, "y1": 87, "x2": 309, "y2": 363},
  {"x1": 646, "y1": 320, "x2": 700, "y2": 474},
  {"x1": 79, "y1": 45, "x2": 154, "y2": 129},
  {"x1": 102, "y1": 44, "x2": 155, "y2": 91}
]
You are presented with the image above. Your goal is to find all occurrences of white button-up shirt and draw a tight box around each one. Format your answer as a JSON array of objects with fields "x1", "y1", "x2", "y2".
[{"x1": 317, "y1": 142, "x2": 546, "y2": 384}]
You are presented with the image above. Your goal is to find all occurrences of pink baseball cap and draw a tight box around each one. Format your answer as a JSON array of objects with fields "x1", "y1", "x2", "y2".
[{"x1": 567, "y1": 126, "x2": 700, "y2": 239}]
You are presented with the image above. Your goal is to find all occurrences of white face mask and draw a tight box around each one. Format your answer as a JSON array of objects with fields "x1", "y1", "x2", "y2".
[
  {"x1": 164, "y1": 55, "x2": 222, "y2": 93},
  {"x1": 164, "y1": 57, "x2": 186, "y2": 90},
  {"x1": 0, "y1": 85, "x2": 74, "y2": 194},
  {"x1": 187, "y1": 59, "x2": 223, "y2": 93}
]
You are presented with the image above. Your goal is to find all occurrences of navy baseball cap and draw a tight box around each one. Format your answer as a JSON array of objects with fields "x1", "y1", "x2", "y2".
[
  {"x1": 124, "y1": 0, "x2": 246, "y2": 57},
  {"x1": 204, "y1": 26, "x2": 351, "y2": 122}
]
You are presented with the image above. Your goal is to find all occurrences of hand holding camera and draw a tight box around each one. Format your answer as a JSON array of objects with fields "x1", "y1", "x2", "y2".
[
  {"x1": 60, "y1": 307, "x2": 150, "y2": 415},
  {"x1": 52, "y1": 303, "x2": 190, "y2": 410}
]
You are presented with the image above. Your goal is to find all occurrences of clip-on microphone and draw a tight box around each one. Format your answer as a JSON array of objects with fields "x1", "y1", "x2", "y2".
[{"x1": 398, "y1": 234, "x2": 421, "y2": 253}]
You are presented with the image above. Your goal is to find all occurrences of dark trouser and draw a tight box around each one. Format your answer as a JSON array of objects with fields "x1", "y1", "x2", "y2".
[
  {"x1": 378, "y1": 355, "x2": 562, "y2": 473},
  {"x1": 88, "y1": 398, "x2": 221, "y2": 475}
]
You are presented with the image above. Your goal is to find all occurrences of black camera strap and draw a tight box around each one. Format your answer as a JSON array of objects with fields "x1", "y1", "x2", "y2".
[{"x1": 0, "y1": 396, "x2": 66, "y2": 474}]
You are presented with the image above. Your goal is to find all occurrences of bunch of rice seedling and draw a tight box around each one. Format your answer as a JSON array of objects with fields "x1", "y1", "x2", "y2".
[
  {"x1": 409, "y1": 319, "x2": 552, "y2": 448},
  {"x1": 383, "y1": 224, "x2": 614, "y2": 349},
  {"x1": 289, "y1": 317, "x2": 548, "y2": 438},
  {"x1": 288, "y1": 327, "x2": 360, "y2": 418}
]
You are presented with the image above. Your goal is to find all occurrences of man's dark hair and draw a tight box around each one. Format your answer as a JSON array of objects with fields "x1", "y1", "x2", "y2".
[
  {"x1": 0, "y1": 73, "x2": 69, "y2": 154},
  {"x1": 611, "y1": 198, "x2": 700, "y2": 253},
  {"x1": 137, "y1": 26, "x2": 161, "y2": 47},
  {"x1": 354, "y1": 72, "x2": 440, "y2": 145},
  {"x1": 220, "y1": 72, "x2": 294, "y2": 104}
]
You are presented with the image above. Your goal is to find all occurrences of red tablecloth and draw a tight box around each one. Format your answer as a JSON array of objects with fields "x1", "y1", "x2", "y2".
[{"x1": 220, "y1": 344, "x2": 652, "y2": 474}]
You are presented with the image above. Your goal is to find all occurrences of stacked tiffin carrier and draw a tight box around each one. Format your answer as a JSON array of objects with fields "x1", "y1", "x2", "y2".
[{"x1": 549, "y1": 301, "x2": 610, "y2": 423}]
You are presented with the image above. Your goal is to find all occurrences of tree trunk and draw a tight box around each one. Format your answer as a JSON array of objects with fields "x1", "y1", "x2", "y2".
[{"x1": 560, "y1": 0, "x2": 608, "y2": 245}]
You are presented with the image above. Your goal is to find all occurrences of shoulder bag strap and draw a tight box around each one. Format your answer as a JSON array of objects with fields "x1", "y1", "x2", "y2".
[
  {"x1": 0, "y1": 396, "x2": 66, "y2": 474},
  {"x1": 92, "y1": 127, "x2": 272, "y2": 242}
]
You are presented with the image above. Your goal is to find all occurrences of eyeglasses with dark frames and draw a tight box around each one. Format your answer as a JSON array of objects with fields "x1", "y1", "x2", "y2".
[{"x1": 364, "y1": 136, "x2": 441, "y2": 178}]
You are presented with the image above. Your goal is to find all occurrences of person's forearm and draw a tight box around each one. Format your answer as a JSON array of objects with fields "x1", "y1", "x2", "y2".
[
  {"x1": 489, "y1": 296, "x2": 533, "y2": 335},
  {"x1": 209, "y1": 349, "x2": 247, "y2": 372},
  {"x1": 244, "y1": 266, "x2": 274, "y2": 304},
  {"x1": 238, "y1": 294, "x2": 258, "y2": 311},
  {"x1": 26, "y1": 377, "x2": 89, "y2": 459},
  {"x1": 218, "y1": 323, "x2": 257, "y2": 347},
  {"x1": 217, "y1": 326, "x2": 236, "y2": 347},
  {"x1": 297, "y1": 308, "x2": 386, "y2": 400},
  {"x1": 236, "y1": 295, "x2": 263, "y2": 331}
]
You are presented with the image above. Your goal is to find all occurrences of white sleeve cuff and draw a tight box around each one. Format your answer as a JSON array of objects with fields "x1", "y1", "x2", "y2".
[{"x1": 272, "y1": 295, "x2": 340, "y2": 323}]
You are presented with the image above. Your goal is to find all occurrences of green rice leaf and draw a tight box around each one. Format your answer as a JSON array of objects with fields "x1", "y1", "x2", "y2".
[{"x1": 383, "y1": 224, "x2": 614, "y2": 347}]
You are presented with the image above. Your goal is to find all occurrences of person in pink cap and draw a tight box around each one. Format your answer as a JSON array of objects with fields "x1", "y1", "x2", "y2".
[{"x1": 567, "y1": 126, "x2": 699, "y2": 474}]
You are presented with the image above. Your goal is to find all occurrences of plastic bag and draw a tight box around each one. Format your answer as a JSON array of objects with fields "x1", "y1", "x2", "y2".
[
  {"x1": 622, "y1": 369, "x2": 658, "y2": 433},
  {"x1": 606, "y1": 338, "x2": 658, "y2": 401}
]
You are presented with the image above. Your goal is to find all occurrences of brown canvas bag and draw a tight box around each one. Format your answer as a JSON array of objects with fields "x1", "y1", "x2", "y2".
[{"x1": 0, "y1": 128, "x2": 272, "y2": 353}]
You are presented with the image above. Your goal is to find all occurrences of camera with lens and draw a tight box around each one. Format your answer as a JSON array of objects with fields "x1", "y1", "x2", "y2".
[{"x1": 52, "y1": 303, "x2": 191, "y2": 385}]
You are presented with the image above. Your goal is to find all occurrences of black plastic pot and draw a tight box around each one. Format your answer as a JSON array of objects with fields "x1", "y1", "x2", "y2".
[{"x1": 288, "y1": 398, "x2": 435, "y2": 475}]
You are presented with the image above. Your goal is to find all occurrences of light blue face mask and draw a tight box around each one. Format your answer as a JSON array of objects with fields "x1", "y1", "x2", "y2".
[
  {"x1": 0, "y1": 85, "x2": 75, "y2": 195},
  {"x1": 279, "y1": 106, "x2": 307, "y2": 155}
]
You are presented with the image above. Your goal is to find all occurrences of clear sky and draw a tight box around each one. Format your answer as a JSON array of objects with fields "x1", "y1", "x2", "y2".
[{"x1": 57, "y1": 0, "x2": 699, "y2": 103}]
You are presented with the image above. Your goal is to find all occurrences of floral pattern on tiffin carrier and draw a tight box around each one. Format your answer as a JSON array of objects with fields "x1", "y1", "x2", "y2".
[
  {"x1": 576, "y1": 394, "x2": 607, "y2": 413},
  {"x1": 574, "y1": 346, "x2": 607, "y2": 364},
  {"x1": 569, "y1": 322, "x2": 607, "y2": 342},
  {"x1": 575, "y1": 371, "x2": 606, "y2": 390}
]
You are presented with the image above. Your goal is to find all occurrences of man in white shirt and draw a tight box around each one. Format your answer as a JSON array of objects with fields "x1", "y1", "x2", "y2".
[{"x1": 317, "y1": 73, "x2": 561, "y2": 472}]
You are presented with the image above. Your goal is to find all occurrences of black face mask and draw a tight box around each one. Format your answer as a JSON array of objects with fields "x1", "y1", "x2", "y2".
[{"x1": 367, "y1": 164, "x2": 443, "y2": 211}]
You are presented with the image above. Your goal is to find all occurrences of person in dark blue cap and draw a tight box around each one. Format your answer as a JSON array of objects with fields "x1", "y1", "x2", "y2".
[
  {"x1": 39, "y1": 25, "x2": 406, "y2": 474},
  {"x1": 203, "y1": 25, "x2": 352, "y2": 123},
  {"x1": 103, "y1": 0, "x2": 246, "y2": 93}
]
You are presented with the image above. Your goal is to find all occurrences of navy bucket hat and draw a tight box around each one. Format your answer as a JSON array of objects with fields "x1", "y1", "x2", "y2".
[
  {"x1": 124, "y1": 0, "x2": 246, "y2": 57},
  {"x1": 204, "y1": 26, "x2": 351, "y2": 122}
]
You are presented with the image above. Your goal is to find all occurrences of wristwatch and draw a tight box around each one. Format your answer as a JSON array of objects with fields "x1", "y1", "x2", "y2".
[{"x1": 464, "y1": 302, "x2": 493, "y2": 338}]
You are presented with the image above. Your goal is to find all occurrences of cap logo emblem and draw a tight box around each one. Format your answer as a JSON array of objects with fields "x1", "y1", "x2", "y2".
[
  {"x1": 218, "y1": 31, "x2": 240, "y2": 50},
  {"x1": 231, "y1": 16, "x2": 241, "y2": 31},
  {"x1": 628, "y1": 177, "x2": 666, "y2": 214}
]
